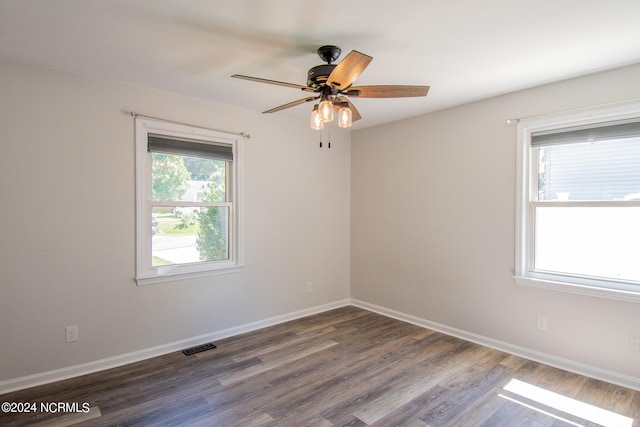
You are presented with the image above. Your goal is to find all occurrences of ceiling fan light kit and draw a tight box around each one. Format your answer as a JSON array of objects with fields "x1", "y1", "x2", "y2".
[{"x1": 232, "y1": 45, "x2": 429, "y2": 132}]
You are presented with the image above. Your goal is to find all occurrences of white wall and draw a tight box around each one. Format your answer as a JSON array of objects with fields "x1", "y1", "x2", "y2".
[
  {"x1": 351, "y1": 63, "x2": 640, "y2": 382},
  {"x1": 0, "y1": 60, "x2": 351, "y2": 384}
]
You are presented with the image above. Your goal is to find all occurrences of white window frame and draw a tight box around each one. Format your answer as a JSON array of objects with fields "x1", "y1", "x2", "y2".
[
  {"x1": 514, "y1": 100, "x2": 640, "y2": 303},
  {"x1": 135, "y1": 117, "x2": 243, "y2": 285}
]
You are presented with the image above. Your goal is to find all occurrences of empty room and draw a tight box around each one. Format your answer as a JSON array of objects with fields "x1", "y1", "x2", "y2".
[{"x1": 1, "y1": 1, "x2": 639, "y2": 425}]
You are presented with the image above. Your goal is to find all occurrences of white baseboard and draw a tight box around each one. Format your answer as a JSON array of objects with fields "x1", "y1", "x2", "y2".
[
  {"x1": 3, "y1": 298, "x2": 638, "y2": 395},
  {"x1": 351, "y1": 298, "x2": 640, "y2": 392},
  {"x1": 0, "y1": 299, "x2": 351, "y2": 395}
]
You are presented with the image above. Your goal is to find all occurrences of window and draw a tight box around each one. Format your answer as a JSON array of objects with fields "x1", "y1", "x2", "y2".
[
  {"x1": 515, "y1": 101, "x2": 640, "y2": 301},
  {"x1": 135, "y1": 117, "x2": 243, "y2": 285}
]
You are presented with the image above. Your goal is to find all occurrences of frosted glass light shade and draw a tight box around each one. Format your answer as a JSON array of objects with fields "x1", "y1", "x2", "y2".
[
  {"x1": 338, "y1": 104, "x2": 352, "y2": 128},
  {"x1": 319, "y1": 99, "x2": 334, "y2": 122},
  {"x1": 310, "y1": 106, "x2": 324, "y2": 130}
]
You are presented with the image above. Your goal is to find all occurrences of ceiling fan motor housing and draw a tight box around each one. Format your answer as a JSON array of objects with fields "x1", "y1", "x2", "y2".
[{"x1": 307, "y1": 64, "x2": 336, "y2": 88}]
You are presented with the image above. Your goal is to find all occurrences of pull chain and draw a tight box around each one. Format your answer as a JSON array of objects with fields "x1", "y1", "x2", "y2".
[{"x1": 317, "y1": 127, "x2": 333, "y2": 148}]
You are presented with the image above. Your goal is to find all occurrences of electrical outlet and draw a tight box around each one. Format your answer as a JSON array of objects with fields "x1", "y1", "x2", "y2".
[
  {"x1": 629, "y1": 336, "x2": 640, "y2": 353},
  {"x1": 536, "y1": 316, "x2": 548, "y2": 332},
  {"x1": 306, "y1": 282, "x2": 313, "y2": 293},
  {"x1": 65, "y1": 325, "x2": 78, "y2": 343}
]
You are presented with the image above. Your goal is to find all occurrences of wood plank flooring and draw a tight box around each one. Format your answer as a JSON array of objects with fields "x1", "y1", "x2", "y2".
[{"x1": 1, "y1": 306, "x2": 638, "y2": 426}]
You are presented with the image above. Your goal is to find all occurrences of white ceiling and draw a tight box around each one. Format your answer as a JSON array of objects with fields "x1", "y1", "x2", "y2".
[{"x1": 1, "y1": 0, "x2": 639, "y2": 130}]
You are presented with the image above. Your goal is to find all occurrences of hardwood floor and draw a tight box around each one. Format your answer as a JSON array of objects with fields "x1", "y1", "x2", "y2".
[{"x1": 1, "y1": 306, "x2": 638, "y2": 426}]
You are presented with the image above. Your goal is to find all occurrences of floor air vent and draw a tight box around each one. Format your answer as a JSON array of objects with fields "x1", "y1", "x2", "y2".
[{"x1": 182, "y1": 342, "x2": 217, "y2": 356}]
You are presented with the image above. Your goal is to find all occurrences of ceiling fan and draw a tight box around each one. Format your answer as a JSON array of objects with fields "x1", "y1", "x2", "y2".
[{"x1": 232, "y1": 45, "x2": 429, "y2": 130}]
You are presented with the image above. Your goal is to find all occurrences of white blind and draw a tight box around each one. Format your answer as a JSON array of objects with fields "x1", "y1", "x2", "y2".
[
  {"x1": 534, "y1": 119, "x2": 640, "y2": 201},
  {"x1": 531, "y1": 118, "x2": 640, "y2": 147}
]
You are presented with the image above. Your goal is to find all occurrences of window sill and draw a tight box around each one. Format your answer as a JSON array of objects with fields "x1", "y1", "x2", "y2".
[
  {"x1": 136, "y1": 265, "x2": 244, "y2": 286},
  {"x1": 514, "y1": 275, "x2": 640, "y2": 303}
]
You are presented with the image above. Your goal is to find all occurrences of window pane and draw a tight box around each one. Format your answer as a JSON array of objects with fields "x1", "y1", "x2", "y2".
[
  {"x1": 151, "y1": 206, "x2": 229, "y2": 266},
  {"x1": 534, "y1": 206, "x2": 640, "y2": 282},
  {"x1": 536, "y1": 138, "x2": 640, "y2": 201},
  {"x1": 151, "y1": 207, "x2": 199, "y2": 266},
  {"x1": 151, "y1": 153, "x2": 227, "y2": 202},
  {"x1": 196, "y1": 206, "x2": 229, "y2": 262}
]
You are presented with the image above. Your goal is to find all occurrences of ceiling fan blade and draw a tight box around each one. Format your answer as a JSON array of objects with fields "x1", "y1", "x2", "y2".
[
  {"x1": 232, "y1": 74, "x2": 315, "y2": 92},
  {"x1": 326, "y1": 50, "x2": 372, "y2": 90},
  {"x1": 336, "y1": 96, "x2": 362, "y2": 121},
  {"x1": 263, "y1": 96, "x2": 319, "y2": 114},
  {"x1": 346, "y1": 85, "x2": 430, "y2": 98}
]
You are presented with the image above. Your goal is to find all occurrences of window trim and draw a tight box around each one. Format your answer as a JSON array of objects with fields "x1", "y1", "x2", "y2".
[
  {"x1": 514, "y1": 99, "x2": 640, "y2": 303},
  {"x1": 134, "y1": 117, "x2": 244, "y2": 285}
]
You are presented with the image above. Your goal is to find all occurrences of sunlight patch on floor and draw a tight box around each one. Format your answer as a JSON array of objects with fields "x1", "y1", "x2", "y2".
[{"x1": 500, "y1": 378, "x2": 633, "y2": 427}]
